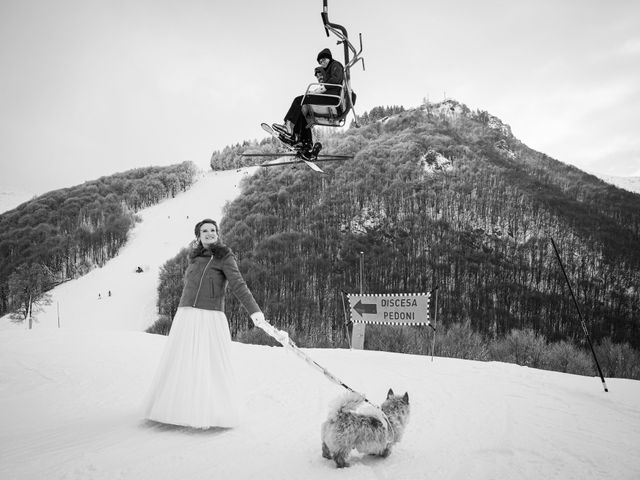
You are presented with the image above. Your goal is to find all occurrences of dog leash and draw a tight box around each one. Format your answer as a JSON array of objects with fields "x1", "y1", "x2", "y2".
[{"x1": 252, "y1": 316, "x2": 392, "y2": 427}]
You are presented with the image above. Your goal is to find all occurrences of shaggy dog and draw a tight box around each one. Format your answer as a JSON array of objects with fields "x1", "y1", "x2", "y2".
[{"x1": 321, "y1": 389, "x2": 410, "y2": 468}]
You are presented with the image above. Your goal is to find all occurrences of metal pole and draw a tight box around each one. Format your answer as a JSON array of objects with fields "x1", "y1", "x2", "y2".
[
  {"x1": 431, "y1": 287, "x2": 438, "y2": 362},
  {"x1": 359, "y1": 251, "x2": 364, "y2": 294},
  {"x1": 351, "y1": 251, "x2": 366, "y2": 349},
  {"x1": 340, "y1": 290, "x2": 352, "y2": 348},
  {"x1": 27, "y1": 293, "x2": 32, "y2": 330},
  {"x1": 550, "y1": 237, "x2": 608, "y2": 392}
]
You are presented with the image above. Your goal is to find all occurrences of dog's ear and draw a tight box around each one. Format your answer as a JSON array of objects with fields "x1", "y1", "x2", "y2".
[
  {"x1": 403, "y1": 392, "x2": 409, "y2": 404},
  {"x1": 387, "y1": 388, "x2": 394, "y2": 398}
]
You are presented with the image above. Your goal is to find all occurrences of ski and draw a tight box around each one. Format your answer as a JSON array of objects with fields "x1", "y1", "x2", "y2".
[{"x1": 260, "y1": 123, "x2": 325, "y2": 173}]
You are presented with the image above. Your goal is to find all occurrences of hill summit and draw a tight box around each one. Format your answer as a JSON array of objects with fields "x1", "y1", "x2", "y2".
[{"x1": 211, "y1": 99, "x2": 640, "y2": 353}]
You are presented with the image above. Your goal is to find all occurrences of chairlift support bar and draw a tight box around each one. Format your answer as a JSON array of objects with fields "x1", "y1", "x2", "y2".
[
  {"x1": 321, "y1": 1, "x2": 365, "y2": 74},
  {"x1": 320, "y1": 0, "x2": 364, "y2": 124}
]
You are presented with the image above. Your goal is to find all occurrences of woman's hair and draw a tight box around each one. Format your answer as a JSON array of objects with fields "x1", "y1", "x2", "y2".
[
  {"x1": 194, "y1": 218, "x2": 218, "y2": 238},
  {"x1": 190, "y1": 218, "x2": 230, "y2": 259}
]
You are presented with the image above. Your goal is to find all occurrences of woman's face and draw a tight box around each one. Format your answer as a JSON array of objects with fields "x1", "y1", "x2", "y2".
[
  {"x1": 318, "y1": 57, "x2": 330, "y2": 68},
  {"x1": 198, "y1": 223, "x2": 219, "y2": 247}
]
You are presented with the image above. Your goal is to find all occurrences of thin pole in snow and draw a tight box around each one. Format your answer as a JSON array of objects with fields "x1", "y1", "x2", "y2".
[
  {"x1": 27, "y1": 293, "x2": 32, "y2": 330},
  {"x1": 340, "y1": 290, "x2": 352, "y2": 348},
  {"x1": 431, "y1": 286, "x2": 438, "y2": 362},
  {"x1": 550, "y1": 237, "x2": 608, "y2": 393},
  {"x1": 359, "y1": 251, "x2": 364, "y2": 295}
]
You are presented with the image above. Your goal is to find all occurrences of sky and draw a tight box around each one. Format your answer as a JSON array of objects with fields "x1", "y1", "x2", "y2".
[{"x1": 1, "y1": 0, "x2": 639, "y2": 195}]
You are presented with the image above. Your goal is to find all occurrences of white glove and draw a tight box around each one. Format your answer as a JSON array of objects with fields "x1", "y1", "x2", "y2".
[
  {"x1": 250, "y1": 312, "x2": 290, "y2": 345},
  {"x1": 250, "y1": 311, "x2": 265, "y2": 326},
  {"x1": 274, "y1": 329, "x2": 290, "y2": 344}
]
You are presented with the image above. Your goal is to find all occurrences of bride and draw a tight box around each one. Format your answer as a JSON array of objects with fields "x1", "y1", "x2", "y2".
[{"x1": 144, "y1": 218, "x2": 264, "y2": 428}]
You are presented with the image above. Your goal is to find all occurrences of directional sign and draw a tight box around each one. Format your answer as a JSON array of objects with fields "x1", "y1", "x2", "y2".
[{"x1": 347, "y1": 293, "x2": 431, "y2": 325}]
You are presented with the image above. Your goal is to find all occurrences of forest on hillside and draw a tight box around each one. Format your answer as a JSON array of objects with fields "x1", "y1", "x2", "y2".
[
  {"x1": 0, "y1": 162, "x2": 198, "y2": 320},
  {"x1": 204, "y1": 101, "x2": 640, "y2": 355}
]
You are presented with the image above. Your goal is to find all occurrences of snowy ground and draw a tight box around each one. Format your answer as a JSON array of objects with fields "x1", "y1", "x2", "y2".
[
  {"x1": 1, "y1": 167, "x2": 640, "y2": 480},
  {"x1": 1, "y1": 330, "x2": 639, "y2": 480},
  {"x1": 587, "y1": 172, "x2": 640, "y2": 195}
]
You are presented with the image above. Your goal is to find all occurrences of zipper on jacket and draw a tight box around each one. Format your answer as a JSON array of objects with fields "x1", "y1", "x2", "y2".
[{"x1": 192, "y1": 256, "x2": 214, "y2": 307}]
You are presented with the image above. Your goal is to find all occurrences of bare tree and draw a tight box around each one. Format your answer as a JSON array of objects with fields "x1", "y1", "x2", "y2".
[{"x1": 8, "y1": 264, "x2": 54, "y2": 329}]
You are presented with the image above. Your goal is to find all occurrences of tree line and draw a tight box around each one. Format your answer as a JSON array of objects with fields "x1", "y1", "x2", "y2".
[
  {"x1": 0, "y1": 161, "x2": 198, "y2": 323},
  {"x1": 147, "y1": 101, "x2": 640, "y2": 378}
]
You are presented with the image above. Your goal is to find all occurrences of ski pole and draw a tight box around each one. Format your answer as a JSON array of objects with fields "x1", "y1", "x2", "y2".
[{"x1": 550, "y1": 237, "x2": 608, "y2": 392}]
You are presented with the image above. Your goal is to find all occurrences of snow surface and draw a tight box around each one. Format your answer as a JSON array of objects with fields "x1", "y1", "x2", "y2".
[
  {"x1": 1, "y1": 168, "x2": 640, "y2": 480},
  {"x1": 595, "y1": 174, "x2": 640, "y2": 195}
]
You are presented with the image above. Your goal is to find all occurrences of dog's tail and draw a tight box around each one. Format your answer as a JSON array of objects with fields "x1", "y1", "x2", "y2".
[{"x1": 327, "y1": 392, "x2": 365, "y2": 418}]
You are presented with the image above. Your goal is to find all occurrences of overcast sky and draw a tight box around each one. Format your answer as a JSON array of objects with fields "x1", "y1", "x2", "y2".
[{"x1": 1, "y1": 0, "x2": 639, "y2": 195}]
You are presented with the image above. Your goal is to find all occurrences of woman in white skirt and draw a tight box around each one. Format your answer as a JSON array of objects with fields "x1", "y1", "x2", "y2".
[{"x1": 144, "y1": 218, "x2": 264, "y2": 428}]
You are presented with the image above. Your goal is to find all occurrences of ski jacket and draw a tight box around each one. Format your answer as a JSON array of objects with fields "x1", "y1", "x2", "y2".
[
  {"x1": 322, "y1": 59, "x2": 344, "y2": 95},
  {"x1": 178, "y1": 245, "x2": 261, "y2": 315}
]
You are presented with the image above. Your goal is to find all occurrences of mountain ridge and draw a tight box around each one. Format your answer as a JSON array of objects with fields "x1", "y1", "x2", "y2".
[
  {"x1": 0, "y1": 188, "x2": 35, "y2": 215},
  {"x1": 211, "y1": 100, "x2": 640, "y2": 350},
  {"x1": 588, "y1": 173, "x2": 640, "y2": 194},
  {"x1": 2, "y1": 99, "x2": 639, "y2": 352}
]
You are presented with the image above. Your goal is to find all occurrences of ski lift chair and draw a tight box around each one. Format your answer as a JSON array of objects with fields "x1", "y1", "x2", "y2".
[
  {"x1": 301, "y1": 81, "x2": 355, "y2": 127},
  {"x1": 297, "y1": 0, "x2": 364, "y2": 129}
]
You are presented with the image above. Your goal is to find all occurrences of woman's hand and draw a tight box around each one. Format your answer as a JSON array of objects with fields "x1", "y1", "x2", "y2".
[
  {"x1": 250, "y1": 311, "x2": 265, "y2": 326},
  {"x1": 250, "y1": 312, "x2": 289, "y2": 345}
]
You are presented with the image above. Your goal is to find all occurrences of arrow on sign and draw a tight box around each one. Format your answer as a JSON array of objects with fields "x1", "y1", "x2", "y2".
[{"x1": 354, "y1": 300, "x2": 377, "y2": 317}]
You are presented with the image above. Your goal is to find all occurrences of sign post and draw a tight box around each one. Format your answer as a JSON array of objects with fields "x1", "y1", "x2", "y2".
[
  {"x1": 346, "y1": 292, "x2": 433, "y2": 350},
  {"x1": 347, "y1": 293, "x2": 432, "y2": 327},
  {"x1": 351, "y1": 252, "x2": 367, "y2": 349}
]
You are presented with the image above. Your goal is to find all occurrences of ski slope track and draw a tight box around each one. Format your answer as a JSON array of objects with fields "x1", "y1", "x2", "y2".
[
  {"x1": 1, "y1": 168, "x2": 257, "y2": 332},
  {"x1": 1, "y1": 168, "x2": 640, "y2": 480}
]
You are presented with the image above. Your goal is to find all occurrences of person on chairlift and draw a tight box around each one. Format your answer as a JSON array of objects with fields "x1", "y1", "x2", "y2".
[
  {"x1": 313, "y1": 48, "x2": 356, "y2": 107},
  {"x1": 316, "y1": 48, "x2": 344, "y2": 98},
  {"x1": 272, "y1": 49, "x2": 346, "y2": 149}
]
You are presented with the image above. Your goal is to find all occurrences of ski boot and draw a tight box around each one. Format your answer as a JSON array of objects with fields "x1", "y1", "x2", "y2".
[
  {"x1": 311, "y1": 142, "x2": 322, "y2": 157},
  {"x1": 296, "y1": 141, "x2": 314, "y2": 160},
  {"x1": 272, "y1": 121, "x2": 294, "y2": 137},
  {"x1": 300, "y1": 142, "x2": 322, "y2": 160},
  {"x1": 278, "y1": 132, "x2": 298, "y2": 147}
]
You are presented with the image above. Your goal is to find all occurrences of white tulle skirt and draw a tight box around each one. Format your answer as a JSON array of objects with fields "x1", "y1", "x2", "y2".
[{"x1": 144, "y1": 307, "x2": 241, "y2": 428}]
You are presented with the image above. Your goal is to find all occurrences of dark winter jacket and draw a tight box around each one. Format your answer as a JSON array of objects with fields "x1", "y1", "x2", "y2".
[
  {"x1": 322, "y1": 59, "x2": 345, "y2": 95},
  {"x1": 178, "y1": 243, "x2": 260, "y2": 315}
]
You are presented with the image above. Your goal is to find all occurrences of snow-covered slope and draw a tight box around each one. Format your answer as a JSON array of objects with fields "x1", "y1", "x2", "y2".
[
  {"x1": 1, "y1": 167, "x2": 639, "y2": 480},
  {"x1": 597, "y1": 174, "x2": 640, "y2": 194},
  {"x1": 1, "y1": 167, "x2": 256, "y2": 332},
  {"x1": 1, "y1": 329, "x2": 639, "y2": 480},
  {"x1": 588, "y1": 171, "x2": 640, "y2": 194}
]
